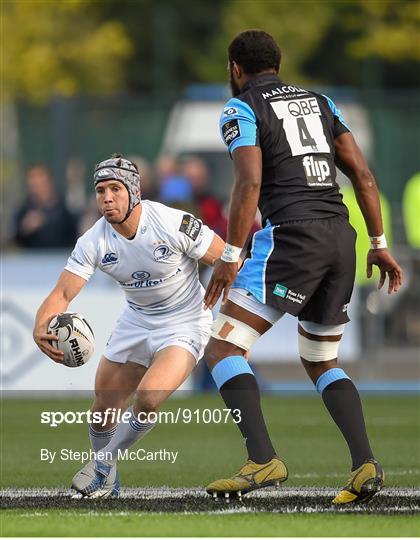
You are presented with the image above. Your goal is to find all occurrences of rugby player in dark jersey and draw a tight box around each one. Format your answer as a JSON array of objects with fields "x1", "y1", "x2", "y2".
[{"x1": 203, "y1": 30, "x2": 403, "y2": 504}]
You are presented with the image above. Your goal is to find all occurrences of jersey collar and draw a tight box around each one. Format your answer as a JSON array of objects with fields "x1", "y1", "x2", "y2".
[{"x1": 242, "y1": 73, "x2": 282, "y2": 92}]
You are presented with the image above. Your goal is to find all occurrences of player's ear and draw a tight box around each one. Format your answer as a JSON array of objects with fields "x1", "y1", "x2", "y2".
[{"x1": 232, "y1": 61, "x2": 242, "y2": 79}]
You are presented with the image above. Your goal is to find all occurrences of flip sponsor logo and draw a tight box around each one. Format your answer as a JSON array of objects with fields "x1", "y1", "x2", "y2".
[{"x1": 302, "y1": 155, "x2": 333, "y2": 186}]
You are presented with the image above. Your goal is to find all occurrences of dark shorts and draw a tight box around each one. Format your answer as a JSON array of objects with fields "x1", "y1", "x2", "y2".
[{"x1": 232, "y1": 216, "x2": 356, "y2": 325}]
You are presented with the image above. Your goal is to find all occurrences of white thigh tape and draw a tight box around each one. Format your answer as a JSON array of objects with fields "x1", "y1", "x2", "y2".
[
  {"x1": 299, "y1": 320, "x2": 346, "y2": 336},
  {"x1": 298, "y1": 334, "x2": 340, "y2": 363},
  {"x1": 211, "y1": 314, "x2": 261, "y2": 351}
]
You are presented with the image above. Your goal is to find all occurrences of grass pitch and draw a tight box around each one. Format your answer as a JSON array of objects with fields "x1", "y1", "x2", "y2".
[
  {"x1": 1, "y1": 394, "x2": 419, "y2": 536},
  {"x1": 2, "y1": 509, "x2": 419, "y2": 537}
]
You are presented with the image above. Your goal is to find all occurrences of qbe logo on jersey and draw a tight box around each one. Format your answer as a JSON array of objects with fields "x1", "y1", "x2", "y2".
[
  {"x1": 270, "y1": 98, "x2": 330, "y2": 156},
  {"x1": 302, "y1": 155, "x2": 334, "y2": 187}
]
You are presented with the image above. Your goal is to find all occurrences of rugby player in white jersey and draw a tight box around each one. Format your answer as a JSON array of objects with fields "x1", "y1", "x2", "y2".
[{"x1": 33, "y1": 155, "x2": 224, "y2": 497}]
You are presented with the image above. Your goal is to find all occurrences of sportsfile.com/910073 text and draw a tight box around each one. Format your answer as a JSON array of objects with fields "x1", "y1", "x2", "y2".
[{"x1": 40, "y1": 408, "x2": 242, "y2": 428}]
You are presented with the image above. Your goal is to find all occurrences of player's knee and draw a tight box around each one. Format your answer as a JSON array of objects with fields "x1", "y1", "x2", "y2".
[
  {"x1": 298, "y1": 321, "x2": 345, "y2": 363},
  {"x1": 205, "y1": 314, "x2": 260, "y2": 370},
  {"x1": 92, "y1": 390, "x2": 126, "y2": 410},
  {"x1": 299, "y1": 338, "x2": 340, "y2": 364},
  {"x1": 91, "y1": 399, "x2": 119, "y2": 415},
  {"x1": 204, "y1": 337, "x2": 245, "y2": 371}
]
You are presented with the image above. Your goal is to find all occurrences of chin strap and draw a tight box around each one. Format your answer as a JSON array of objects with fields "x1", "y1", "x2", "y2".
[{"x1": 116, "y1": 202, "x2": 140, "y2": 224}]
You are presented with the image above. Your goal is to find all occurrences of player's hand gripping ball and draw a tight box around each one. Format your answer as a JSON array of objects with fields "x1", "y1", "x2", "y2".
[{"x1": 48, "y1": 313, "x2": 95, "y2": 367}]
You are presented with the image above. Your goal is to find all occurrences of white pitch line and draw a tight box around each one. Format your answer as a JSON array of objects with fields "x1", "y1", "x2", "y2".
[
  {"x1": 1, "y1": 486, "x2": 419, "y2": 499},
  {"x1": 2, "y1": 487, "x2": 419, "y2": 517},
  {"x1": 292, "y1": 470, "x2": 420, "y2": 479}
]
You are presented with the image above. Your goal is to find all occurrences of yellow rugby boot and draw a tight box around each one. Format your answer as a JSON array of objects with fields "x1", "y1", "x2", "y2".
[
  {"x1": 332, "y1": 459, "x2": 384, "y2": 504},
  {"x1": 206, "y1": 456, "x2": 288, "y2": 499}
]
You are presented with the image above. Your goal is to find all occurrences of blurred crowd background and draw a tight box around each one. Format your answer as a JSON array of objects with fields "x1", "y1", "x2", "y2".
[{"x1": 1, "y1": 0, "x2": 419, "y2": 388}]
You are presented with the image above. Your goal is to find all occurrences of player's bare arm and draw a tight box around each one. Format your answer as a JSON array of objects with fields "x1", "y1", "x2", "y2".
[
  {"x1": 33, "y1": 270, "x2": 86, "y2": 363},
  {"x1": 199, "y1": 233, "x2": 225, "y2": 266},
  {"x1": 335, "y1": 132, "x2": 403, "y2": 294},
  {"x1": 204, "y1": 146, "x2": 262, "y2": 309}
]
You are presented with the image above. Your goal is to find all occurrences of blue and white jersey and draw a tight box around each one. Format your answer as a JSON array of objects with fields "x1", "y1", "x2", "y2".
[
  {"x1": 65, "y1": 201, "x2": 214, "y2": 321},
  {"x1": 219, "y1": 75, "x2": 351, "y2": 225},
  {"x1": 220, "y1": 100, "x2": 259, "y2": 154}
]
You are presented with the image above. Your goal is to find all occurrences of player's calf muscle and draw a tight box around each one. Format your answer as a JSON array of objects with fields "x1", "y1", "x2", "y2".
[
  {"x1": 132, "y1": 391, "x2": 164, "y2": 415},
  {"x1": 90, "y1": 400, "x2": 125, "y2": 430}
]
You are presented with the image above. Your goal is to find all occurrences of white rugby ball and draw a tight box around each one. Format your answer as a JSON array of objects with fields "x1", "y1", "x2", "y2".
[{"x1": 48, "y1": 312, "x2": 95, "y2": 368}]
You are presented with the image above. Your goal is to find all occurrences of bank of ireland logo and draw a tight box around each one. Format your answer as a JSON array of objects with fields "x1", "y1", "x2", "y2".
[
  {"x1": 153, "y1": 244, "x2": 173, "y2": 262},
  {"x1": 273, "y1": 283, "x2": 288, "y2": 298},
  {"x1": 131, "y1": 271, "x2": 151, "y2": 280}
]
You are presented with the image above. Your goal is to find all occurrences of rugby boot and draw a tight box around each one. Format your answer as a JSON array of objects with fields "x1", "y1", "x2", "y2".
[
  {"x1": 111, "y1": 472, "x2": 120, "y2": 497},
  {"x1": 206, "y1": 456, "x2": 288, "y2": 498},
  {"x1": 332, "y1": 459, "x2": 384, "y2": 504},
  {"x1": 71, "y1": 459, "x2": 118, "y2": 498}
]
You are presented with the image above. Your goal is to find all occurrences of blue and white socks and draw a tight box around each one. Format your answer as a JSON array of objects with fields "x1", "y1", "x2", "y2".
[{"x1": 100, "y1": 406, "x2": 156, "y2": 462}]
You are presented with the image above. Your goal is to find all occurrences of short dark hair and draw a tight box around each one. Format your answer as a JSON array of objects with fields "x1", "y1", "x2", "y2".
[{"x1": 228, "y1": 30, "x2": 281, "y2": 75}]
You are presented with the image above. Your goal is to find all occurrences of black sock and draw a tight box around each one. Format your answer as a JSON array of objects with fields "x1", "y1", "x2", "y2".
[
  {"x1": 220, "y1": 373, "x2": 276, "y2": 464},
  {"x1": 321, "y1": 378, "x2": 374, "y2": 470}
]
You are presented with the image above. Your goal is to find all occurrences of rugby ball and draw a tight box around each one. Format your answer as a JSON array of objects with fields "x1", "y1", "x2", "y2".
[{"x1": 48, "y1": 312, "x2": 95, "y2": 368}]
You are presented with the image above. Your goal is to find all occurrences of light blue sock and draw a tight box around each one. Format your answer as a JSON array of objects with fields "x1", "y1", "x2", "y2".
[
  {"x1": 211, "y1": 355, "x2": 254, "y2": 389},
  {"x1": 315, "y1": 368, "x2": 350, "y2": 394}
]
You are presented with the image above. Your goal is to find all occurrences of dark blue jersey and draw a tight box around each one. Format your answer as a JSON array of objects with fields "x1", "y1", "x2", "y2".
[{"x1": 219, "y1": 74, "x2": 350, "y2": 225}]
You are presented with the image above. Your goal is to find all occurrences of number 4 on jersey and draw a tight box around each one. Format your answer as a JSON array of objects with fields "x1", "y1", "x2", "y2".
[
  {"x1": 296, "y1": 117, "x2": 317, "y2": 151},
  {"x1": 270, "y1": 99, "x2": 330, "y2": 156}
]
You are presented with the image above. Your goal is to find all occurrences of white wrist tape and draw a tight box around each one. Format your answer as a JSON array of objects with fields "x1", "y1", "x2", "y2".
[
  {"x1": 221, "y1": 243, "x2": 242, "y2": 263},
  {"x1": 370, "y1": 233, "x2": 387, "y2": 250}
]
